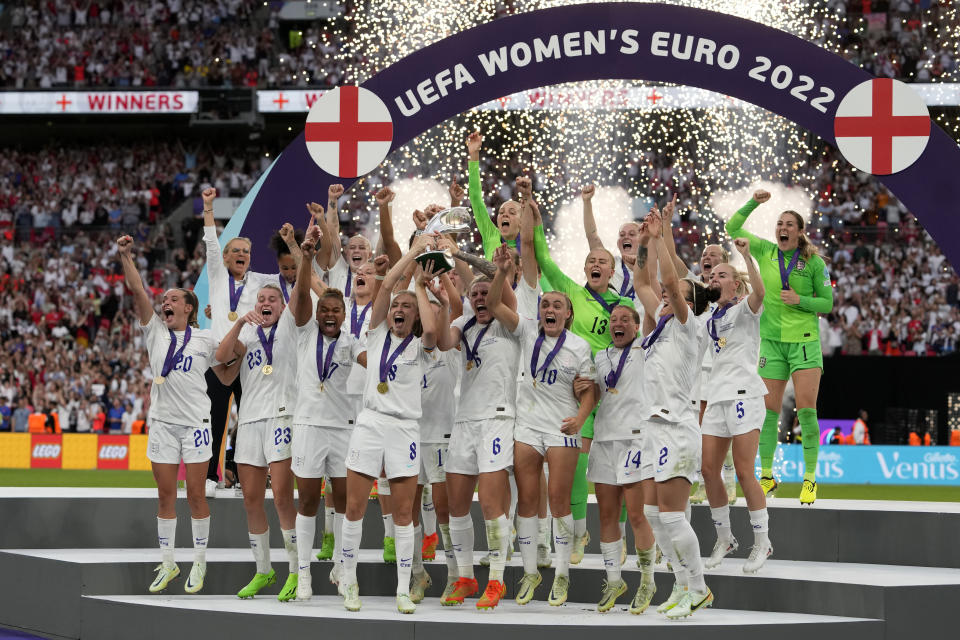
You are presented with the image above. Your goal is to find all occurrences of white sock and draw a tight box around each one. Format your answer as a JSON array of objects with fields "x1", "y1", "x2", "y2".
[
  {"x1": 600, "y1": 539, "x2": 622, "y2": 582},
  {"x1": 422, "y1": 487, "x2": 437, "y2": 537},
  {"x1": 538, "y1": 517, "x2": 551, "y2": 549},
  {"x1": 413, "y1": 523, "x2": 424, "y2": 573},
  {"x1": 750, "y1": 508, "x2": 770, "y2": 547},
  {"x1": 449, "y1": 514, "x2": 475, "y2": 579},
  {"x1": 553, "y1": 513, "x2": 574, "y2": 577},
  {"x1": 661, "y1": 510, "x2": 707, "y2": 593},
  {"x1": 157, "y1": 517, "x2": 176, "y2": 567},
  {"x1": 395, "y1": 523, "x2": 414, "y2": 595},
  {"x1": 508, "y1": 473, "x2": 518, "y2": 521},
  {"x1": 281, "y1": 528, "x2": 297, "y2": 572},
  {"x1": 439, "y1": 522, "x2": 458, "y2": 580},
  {"x1": 249, "y1": 530, "x2": 271, "y2": 574},
  {"x1": 517, "y1": 515, "x2": 538, "y2": 574},
  {"x1": 333, "y1": 512, "x2": 345, "y2": 565},
  {"x1": 486, "y1": 515, "x2": 509, "y2": 582},
  {"x1": 644, "y1": 504, "x2": 687, "y2": 587},
  {"x1": 710, "y1": 505, "x2": 732, "y2": 542},
  {"x1": 295, "y1": 513, "x2": 315, "y2": 570},
  {"x1": 382, "y1": 513, "x2": 395, "y2": 538},
  {"x1": 324, "y1": 506, "x2": 336, "y2": 537},
  {"x1": 636, "y1": 542, "x2": 656, "y2": 581},
  {"x1": 574, "y1": 517, "x2": 587, "y2": 538},
  {"x1": 619, "y1": 520, "x2": 626, "y2": 539},
  {"x1": 191, "y1": 516, "x2": 209, "y2": 564},
  {"x1": 339, "y1": 517, "x2": 362, "y2": 586}
]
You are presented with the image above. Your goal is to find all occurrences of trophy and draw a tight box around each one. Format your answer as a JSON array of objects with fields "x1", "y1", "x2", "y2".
[{"x1": 414, "y1": 206, "x2": 472, "y2": 274}]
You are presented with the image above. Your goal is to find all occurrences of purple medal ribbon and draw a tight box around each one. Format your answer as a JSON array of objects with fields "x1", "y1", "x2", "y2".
[
  {"x1": 585, "y1": 286, "x2": 618, "y2": 315},
  {"x1": 530, "y1": 329, "x2": 567, "y2": 380},
  {"x1": 317, "y1": 333, "x2": 338, "y2": 382},
  {"x1": 619, "y1": 260, "x2": 633, "y2": 297},
  {"x1": 778, "y1": 249, "x2": 801, "y2": 290},
  {"x1": 161, "y1": 326, "x2": 192, "y2": 377},
  {"x1": 256, "y1": 324, "x2": 278, "y2": 366},
  {"x1": 641, "y1": 313, "x2": 673, "y2": 350},
  {"x1": 344, "y1": 268, "x2": 353, "y2": 298},
  {"x1": 379, "y1": 330, "x2": 415, "y2": 384},
  {"x1": 350, "y1": 302, "x2": 371, "y2": 338},
  {"x1": 706, "y1": 302, "x2": 734, "y2": 342},
  {"x1": 604, "y1": 338, "x2": 635, "y2": 390},
  {"x1": 278, "y1": 274, "x2": 290, "y2": 303},
  {"x1": 459, "y1": 316, "x2": 490, "y2": 368},
  {"x1": 229, "y1": 277, "x2": 244, "y2": 315}
]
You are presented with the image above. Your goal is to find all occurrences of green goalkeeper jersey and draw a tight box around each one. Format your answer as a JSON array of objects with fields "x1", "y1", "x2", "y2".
[
  {"x1": 468, "y1": 160, "x2": 514, "y2": 260},
  {"x1": 726, "y1": 199, "x2": 834, "y2": 343}
]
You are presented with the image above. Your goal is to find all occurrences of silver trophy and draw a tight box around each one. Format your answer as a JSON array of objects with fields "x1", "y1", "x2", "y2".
[{"x1": 414, "y1": 206, "x2": 472, "y2": 274}]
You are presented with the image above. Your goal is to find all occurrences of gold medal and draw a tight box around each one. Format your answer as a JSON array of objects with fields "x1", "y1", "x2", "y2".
[
  {"x1": 377, "y1": 381, "x2": 389, "y2": 394},
  {"x1": 262, "y1": 364, "x2": 274, "y2": 375},
  {"x1": 717, "y1": 337, "x2": 727, "y2": 348},
  {"x1": 319, "y1": 382, "x2": 325, "y2": 392},
  {"x1": 228, "y1": 311, "x2": 238, "y2": 321},
  {"x1": 466, "y1": 361, "x2": 474, "y2": 371},
  {"x1": 607, "y1": 387, "x2": 618, "y2": 394},
  {"x1": 154, "y1": 376, "x2": 165, "y2": 385}
]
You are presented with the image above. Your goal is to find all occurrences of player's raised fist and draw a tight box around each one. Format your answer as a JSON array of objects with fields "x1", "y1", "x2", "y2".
[
  {"x1": 581, "y1": 185, "x2": 595, "y2": 201},
  {"x1": 373, "y1": 254, "x2": 390, "y2": 275},
  {"x1": 201, "y1": 187, "x2": 216, "y2": 205},
  {"x1": 116, "y1": 235, "x2": 133, "y2": 255},
  {"x1": 375, "y1": 187, "x2": 395, "y2": 206},
  {"x1": 734, "y1": 237, "x2": 751, "y2": 255},
  {"x1": 328, "y1": 184, "x2": 344, "y2": 201},
  {"x1": 412, "y1": 209, "x2": 429, "y2": 231},
  {"x1": 753, "y1": 189, "x2": 771, "y2": 204},
  {"x1": 465, "y1": 131, "x2": 482, "y2": 156}
]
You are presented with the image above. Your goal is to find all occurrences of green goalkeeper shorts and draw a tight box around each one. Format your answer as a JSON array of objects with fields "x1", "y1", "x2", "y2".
[{"x1": 757, "y1": 338, "x2": 823, "y2": 381}]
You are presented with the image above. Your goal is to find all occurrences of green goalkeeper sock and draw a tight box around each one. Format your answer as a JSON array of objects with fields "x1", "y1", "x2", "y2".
[
  {"x1": 759, "y1": 409, "x2": 780, "y2": 477},
  {"x1": 571, "y1": 452, "x2": 589, "y2": 521},
  {"x1": 797, "y1": 407, "x2": 820, "y2": 483}
]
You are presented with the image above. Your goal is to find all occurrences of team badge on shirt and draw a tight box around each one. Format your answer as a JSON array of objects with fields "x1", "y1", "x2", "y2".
[{"x1": 759, "y1": 357, "x2": 767, "y2": 368}]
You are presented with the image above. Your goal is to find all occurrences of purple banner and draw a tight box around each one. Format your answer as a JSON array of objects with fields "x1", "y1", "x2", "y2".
[{"x1": 240, "y1": 2, "x2": 960, "y2": 271}]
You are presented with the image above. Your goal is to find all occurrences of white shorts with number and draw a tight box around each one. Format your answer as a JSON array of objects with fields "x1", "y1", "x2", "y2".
[
  {"x1": 644, "y1": 418, "x2": 701, "y2": 484},
  {"x1": 346, "y1": 409, "x2": 420, "y2": 480},
  {"x1": 291, "y1": 424, "x2": 351, "y2": 479},
  {"x1": 235, "y1": 416, "x2": 293, "y2": 467},
  {"x1": 147, "y1": 419, "x2": 212, "y2": 465},
  {"x1": 446, "y1": 417, "x2": 514, "y2": 475},
  {"x1": 701, "y1": 396, "x2": 765, "y2": 439},
  {"x1": 419, "y1": 442, "x2": 448, "y2": 484},
  {"x1": 514, "y1": 423, "x2": 581, "y2": 457},
  {"x1": 587, "y1": 438, "x2": 651, "y2": 486}
]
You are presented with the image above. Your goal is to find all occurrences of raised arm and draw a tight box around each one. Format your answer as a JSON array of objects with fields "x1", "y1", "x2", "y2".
[
  {"x1": 200, "y1": 188, "x2": 224, "y2": 275},
  {"x1": 375, "y1": 187, "x2": 403, "y2": 267},
  {"x1": 518, "y1": 179, "x2": 541, "y2": 289},
  {"x1": 649, "y1": 211, "x2": 687, "y2": 325},
  {"x1": 734, "y1": 238, "x2": 764, "y2": 314},
  {"x1": 318, "y1": 184, "x2": 344, "y2": 270},
  {"x1": 580, "y1": 185, "x2": 603, "y2": 251},
  {"x1": 725, "y1": 189, "x2": 773, "y2": 259},
  {"x1": 659, "y1": 194, "x2": 691, "y2": 279},
  {"x1": 278, "y1": 222, "x2": 302, "y2": 269},
  {"x1": 117, "y1": 236, "x2": 154, "y2": 326},
  {"x1": 370, "y1": 233, "x2": 434, "y2": 331},
  {"x1": 415, "y1": 263, "x2": 443, "y2": 350},
  {"x1": 294, "y1": 223, "x2": 322, "y2": 327},
  {"x1": 465, "y1": 131, "x2": 500, "y2": 259},
  {"x1": 631, "y1": 221, "x2": 660, "y2": 322},
  {"x1": 488, "y1": 244, "x2": 520, "y2": 333}
]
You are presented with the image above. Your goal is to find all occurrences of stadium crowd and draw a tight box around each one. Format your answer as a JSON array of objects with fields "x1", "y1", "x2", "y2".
[{"x1": 0, "y1": 0, "x2": 954, "y2": 89}]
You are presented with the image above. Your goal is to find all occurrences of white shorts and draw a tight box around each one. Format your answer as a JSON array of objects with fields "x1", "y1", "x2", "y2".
[
  {"x1": 147, "y1": 419, "x2": 212, "y2": 465},
  {"x1": 644, "y1": 418, "x2": 701, "y2": 484},
  {"x1": 514, "y1": 423, "x2": 581, "y2": 457},
  {"x1": 291, "y1": 424, "x2": 351, "y2": 479},
  {"x1": 419, "y1": 442, "x2": 448, "y2": 485},
  {"x1": 587, "y1": 439, "x2": 651, "y2": 486},
  {"x1": 446, "y1": 417, "x2": 514, "y2": 475},
  {"x1": 346, "y1": 409, "x2": 420, "y2": 480},
  {"x1": 701, "y1": 397, "x2": 765, "y2": 439},
  {"x1": 235, "y1": 416, "x2": 293, "y2": 467}
]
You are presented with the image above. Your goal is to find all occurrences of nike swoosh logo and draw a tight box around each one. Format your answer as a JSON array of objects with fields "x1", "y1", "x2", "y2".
[{"x1": 518, "y1": 536, "x2": 531, "y2": 542}]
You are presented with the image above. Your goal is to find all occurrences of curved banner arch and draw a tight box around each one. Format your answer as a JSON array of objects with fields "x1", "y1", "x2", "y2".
[{"x1": 220, "y1": 1, "x2": 960, "y2": 280}]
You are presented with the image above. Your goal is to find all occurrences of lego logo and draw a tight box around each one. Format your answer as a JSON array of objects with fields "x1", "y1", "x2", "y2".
[
  {"x1": 32, "y1": 444, "x2": 61, "y2": 458},
  {"x1": 99, "y1": 445, "x2": 128, "y2": 459}
]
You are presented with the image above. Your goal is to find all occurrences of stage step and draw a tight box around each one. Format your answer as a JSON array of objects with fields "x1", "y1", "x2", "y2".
[
  {"x1": 2, "y1": 489, "x2": 958, "y2": 568},
  {"x1": 79, "y1": 595, "x2": 883, "y2": 640},
  {"x1": 1, "y1": 548, "x2": 957, "y2": 640}
]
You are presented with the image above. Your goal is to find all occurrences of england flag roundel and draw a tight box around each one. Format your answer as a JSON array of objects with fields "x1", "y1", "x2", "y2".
[
  {"x1": 833, "y1": 78, "x2": 930, "y2": 176},
  {"x1": 304, "y1": 85, "x2": 393, "y2": 179}
]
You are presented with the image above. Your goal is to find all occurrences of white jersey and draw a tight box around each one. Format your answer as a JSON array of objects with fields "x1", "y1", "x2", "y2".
[
  {"x1": 704, "y1": 300, "x2": 767, "y2": 403},
  {"x1": 516, "y1": 278, "x2": 542, "y2": 320},
  {"x1": 203, "y1": 226, "x2": 276, "y2": 340},
  {"x1": 593, "y1": 339, "x2": 645, "y2": 442},
  {"x1": 362, "y1": 323, "x2": 434, "y2": 420},
  {"x1": 639, "y1": 306, "x2": 702, "y2": 423},
  {"x1": 611, "y1": 255, "x2": 637, "y2": 302},
  {"x1": 323, "y1": 254, "x2": 355, "y2": 297},
  {"x1": 341, "y1": 298, "x2": 373, "y2": 400},
  {"x1": 452, "y1": 316, "x2": 521, "y2": 421},
  {"x1": 694, "y1": 301, "x2": 717, "y2": 403},
  {"x1": 420, "y1": 348, "x2": 461, "y2": 443},
  {"x1": 294, "y1": 324, "x2": 366, "y2": 428},
  {"x1": 236, "y1": 309, "x2": 297, "y2": 424},
  {"x1": 142, "y1": 315, "x2": 219, "y2": 427},
  {"x1": 513, "y1": 318, "x2": 595, "y2": 435}
]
